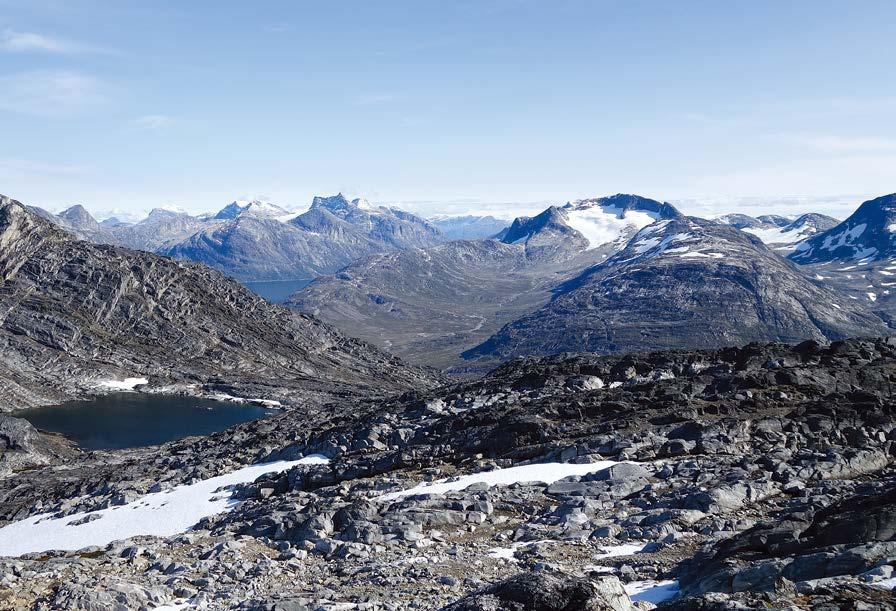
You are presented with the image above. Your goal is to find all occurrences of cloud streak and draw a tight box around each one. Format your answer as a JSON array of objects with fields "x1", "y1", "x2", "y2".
[
  {"x1": 1, "y1": 29, "x2": 98, "y2": 54},
  {"x1": 780, "y1": 134, "x2": 896, "y2": 154},
  {"x1": 132, "y1": 114, "x2": 176, "y2": 129},
  {"x1": 0, "y1": 70, "x2": 106, "y2": 117}
]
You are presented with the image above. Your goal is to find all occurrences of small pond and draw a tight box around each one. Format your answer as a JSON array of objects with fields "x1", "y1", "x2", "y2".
[{"x1": 14, "y1": 394, "x2": 276, "y2": 451}]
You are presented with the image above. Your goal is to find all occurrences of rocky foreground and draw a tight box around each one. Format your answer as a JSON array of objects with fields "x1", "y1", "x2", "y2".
[{"x1": 0, "y1": 338, "x2": 894, "y2": 609}]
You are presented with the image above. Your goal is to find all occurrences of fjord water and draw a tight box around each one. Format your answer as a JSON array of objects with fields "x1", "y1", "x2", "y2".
[
  {"x1": 243, "y1": 278, "x2": 312, "y2": 303},
  {"x1": 14, "y1": 394, "x2": 275, "y2": 451}
]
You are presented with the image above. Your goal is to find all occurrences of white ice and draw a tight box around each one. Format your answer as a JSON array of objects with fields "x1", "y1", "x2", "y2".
[
  {"x1": 96, "y1": 377, "x2": 149, "y2": 390},
  {"x1": 378, "y1": 460, "x2": 619, "y2": 502},
  {"x1": 563, "y1": 205, "x2": 659, "y2": 250},
  {"x1": 0, "y1": 456, "x2": 329, "y2": 557}
]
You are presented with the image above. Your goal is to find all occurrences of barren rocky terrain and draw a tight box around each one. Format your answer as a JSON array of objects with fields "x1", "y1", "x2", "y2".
[{"x1": 0, "y1": 338, "x2": 893, "y2": 609}]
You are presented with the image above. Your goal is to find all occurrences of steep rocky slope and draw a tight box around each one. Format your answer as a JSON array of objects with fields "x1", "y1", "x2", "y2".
[
  {"x1": 0, "y1": 197, "x2": 435, "y2": 410},
  {"x1": 0, "y1": 338, "x2": 893, "y2": 609},
  {"x1": 464, "y1": 217, "x2": 889, "y2": 363},
  {"x1": 787, "y1": 195, "x2": 896, "y2": 319}
]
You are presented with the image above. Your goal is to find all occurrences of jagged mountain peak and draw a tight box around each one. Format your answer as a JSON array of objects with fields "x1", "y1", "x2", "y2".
[
  {"x1": 214, "y1": 199, "x2": 290, "y2": 220},
  {"x1": 562, "y1": 193, "x2": 680, "y2": 217},
  {"x1": 311, "y1": 193, "x2": 360, "y2": 214},
  {"x1": 57, "y1": 204, "x2": 96, "y2": 225},
  {"x1": 144, "y1": 206, "x2": 192, "y2": 222},
  {"x1": 790, "y1": 193, "x2": 896, "y2": 263},
  {"x1": 499, "y1": 206, "x2": 573, "y2": 245}
]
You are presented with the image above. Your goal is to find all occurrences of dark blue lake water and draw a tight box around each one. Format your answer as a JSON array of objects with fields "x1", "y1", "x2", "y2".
[
  {"x1": 243, "y1": 279, "x2": 312, "y2": 303},
  {"x1": 14, "y1": 394, "x2": 276, "y2": 451}
]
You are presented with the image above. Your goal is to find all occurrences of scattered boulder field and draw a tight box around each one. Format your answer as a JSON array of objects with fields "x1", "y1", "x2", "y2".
[{"x1": 0, "y1": 337, "x2": 893, "y2": 609}]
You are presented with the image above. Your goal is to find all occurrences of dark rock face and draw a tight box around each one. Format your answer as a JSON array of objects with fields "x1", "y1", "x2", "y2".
[
  {"x1": 441, "y1": 573, "x2": 633, "y2": 611},
  {"x1": 499, "y1": 206, "x2": 590, "y2": 258},
  {"x1": 790, "y1": 193, "x2": 896, "y2": 263},
  {"x1": 676, "y1": 483, "x2": 896, "y2": 597},
  {"x1": 464, "y1": 217, "x2": 889, "y2": 363},
  {"x1": 0, "y1": 197, "x2": 435, "y2": 411},
  {"x1": 0, "y1": 415, "x2": 76, "y2": 476}
]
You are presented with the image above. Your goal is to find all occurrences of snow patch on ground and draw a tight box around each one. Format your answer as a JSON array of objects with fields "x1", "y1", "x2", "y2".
[
  {"x1": 0, "y1": 456, "x2": 329, "y2": 557},
  {"x1": 625, "y1": 579, "x2": 679, "y2": 604},
  {"x1": 208, "y1": 392, "x2": 283, "y2": 408},
  {"x1": 592, "y1": 542, "x2": 647, "y2": 560},
  {"x1": 96, "y1": 377, "x2": 149, "y2": 391},
  {"x1": 378, "y1": 461, "x2": 619, "y2": 502},
  {"x1": 870, "y1": 577, "x2": 896, "y2": 589},
  {"x1": 487, "y1": 540, "x2": 551, "y2": 561}
]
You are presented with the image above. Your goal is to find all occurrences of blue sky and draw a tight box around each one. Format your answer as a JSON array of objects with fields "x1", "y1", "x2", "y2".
[{"x1": 1, "y1": 0, "x2": 894, "y2": 219}]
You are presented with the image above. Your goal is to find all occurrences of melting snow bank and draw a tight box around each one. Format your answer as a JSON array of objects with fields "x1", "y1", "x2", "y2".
[
  {"x1": 95, "y1": 377, "x2": 149, "y2": 390},
  {"x1": 0, "y1": 455, "x2": 329, "y2": 557},
  {"x1": 378, "y1": 460, "x2": 619, "y2": 502},
  {"x1": 207, "y1": 392, "x2": 283, "y2": 408},
  {"x1": 625, "y1": 579, "x2": 679, "y2": 604}
]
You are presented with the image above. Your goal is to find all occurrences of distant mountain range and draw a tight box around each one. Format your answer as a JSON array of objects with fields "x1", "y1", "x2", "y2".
[
  {"x1": 717, "y1": 212, "x2": 839, "y2": 250},
  {"x1": 19, "y1": 189, "x2": 896, "y2": 371},
  {"x1": 290, "y1": 195, "x2": 698, "y2": 370},
  {"x1": 35, "y1": 194, "x2": 444, "y2": 282},
  {"x1": 293, "y1": 193, "x2": 893, "y2": 370}
]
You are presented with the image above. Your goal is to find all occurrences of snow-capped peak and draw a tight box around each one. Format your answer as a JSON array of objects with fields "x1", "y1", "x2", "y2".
[
  {"x1": 214, "y1": 199, "x2": 290, "y2": 220},
  {"x1": 559, "y1": 201, "x2": 661, "y2": 250}
]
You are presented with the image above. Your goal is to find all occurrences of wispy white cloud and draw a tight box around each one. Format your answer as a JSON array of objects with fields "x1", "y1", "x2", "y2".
[
  {"x1": 0, "y1": 70, "x2": 106, "y2": 117},
  {"x1": 775, "y1": 133, "x2": 896, "y2": 153},
  {"x1": 263, "y1": 23, "x2": 293, "y2": 33},
  {"x1": 356, "y1": 92, "x2": 399, "y2": 106},
  {"x1": 0, "y1": 157, "x2": 89, "y2": 177},
  {"x1": 1, "y1": 29, "x2": 99, "y2": 54},
  {"x1": 132, "y1": 114, "x2": 176, "y2": 129}
]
